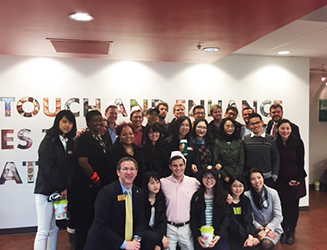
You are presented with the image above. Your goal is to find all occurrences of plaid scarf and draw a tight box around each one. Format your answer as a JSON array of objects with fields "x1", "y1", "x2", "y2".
[
  {"x1": 198, "y1": 144, "x2": 212, "y2": 169},
  {"x1": 251, "y1": 185, "x2": 269, "y2": 210}
]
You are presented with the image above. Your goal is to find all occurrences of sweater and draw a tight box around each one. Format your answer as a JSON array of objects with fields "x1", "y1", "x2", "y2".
[{"x1": 243, "y1": 133, "x2": 280, "y2": 180}]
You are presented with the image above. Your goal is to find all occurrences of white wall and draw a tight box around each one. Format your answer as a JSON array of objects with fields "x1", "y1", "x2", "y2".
[
  {"x1": 309, "y1": 73, "x2": 327, "y2": 183},
  {"x1": 0, "y1": 54, "x2": 310, "y2": 229}
]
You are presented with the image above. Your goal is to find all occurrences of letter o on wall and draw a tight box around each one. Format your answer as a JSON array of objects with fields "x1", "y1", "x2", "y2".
[{"x1": 16, "y1": 97, "x2": 40, "y2": 117}]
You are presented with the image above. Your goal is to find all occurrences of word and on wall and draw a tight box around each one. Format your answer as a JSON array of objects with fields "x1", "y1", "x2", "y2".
[{"x1": 0, "y1": 96, "x2": 281, "y2": 186}]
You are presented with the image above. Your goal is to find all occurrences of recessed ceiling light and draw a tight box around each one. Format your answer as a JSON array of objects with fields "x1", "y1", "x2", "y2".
[
  {"x1": 278, "y1": 51, "x2": 290, "y2": 55},
  {"x1": 203, "y1": 47, "x2": 219, "y2": 52},
  {"x1": 69, "y1": 12, "x2": 94, "y2": 22}
]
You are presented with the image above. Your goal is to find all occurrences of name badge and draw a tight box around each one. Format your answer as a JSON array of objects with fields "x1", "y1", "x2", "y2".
[{"x1": 117, "y1": 194, "x2": 126, "y2": 201}]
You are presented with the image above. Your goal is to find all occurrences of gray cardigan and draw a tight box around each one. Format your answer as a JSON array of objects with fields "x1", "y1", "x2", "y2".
[{"x1": 244, "y1": 185, "x2": 283, "y2": 235}]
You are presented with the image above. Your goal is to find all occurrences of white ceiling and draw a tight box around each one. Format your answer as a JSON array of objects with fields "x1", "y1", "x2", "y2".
[{"x1": 234, "y1": 5, "x2": 327, "y2": 70}]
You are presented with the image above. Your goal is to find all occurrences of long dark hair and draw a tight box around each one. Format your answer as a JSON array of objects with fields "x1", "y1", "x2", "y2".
[
  {"x1": 144, "y1": 123, "x2": 163, "y2": 159},
  {"x1": 276, "y1": 119, "x2": 299, "y2": 148},
  {"x1": 141, "y1": 171, "x2": 166, "y2": 211},
  {"x1": 248, "y1": 168, "x2": 264, "y2": 190},
  {"x1": 196, "y1": 171, "x2": 228, "y2": 212},
  {"x1": 218, "y1": 118, "x2": 238, "y2": 142},
  {"x1": 47, "y1": 110, "x2": 77, "y2": 139},
  {"x1": 172, "y1": 116, "x2": 192, "y2": 140},
  {"x1": 192, "y1": 118, "x2": 214, "y2": 145}
]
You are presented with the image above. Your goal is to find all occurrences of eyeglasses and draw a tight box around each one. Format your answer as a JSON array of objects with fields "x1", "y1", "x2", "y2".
[
  {"x1": 249, "y1": 121, "x2": 262, "y2": 126},
  {"x1": 203, "y1": 175, "x2": 215, "y2": 180}
]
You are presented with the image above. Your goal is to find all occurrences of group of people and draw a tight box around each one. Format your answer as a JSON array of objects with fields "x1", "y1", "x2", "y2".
[{"x1": 33, "y1": 102, "x2": 306, "y2": 250}]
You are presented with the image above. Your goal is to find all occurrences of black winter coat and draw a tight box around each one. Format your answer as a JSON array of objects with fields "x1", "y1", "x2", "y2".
[{"x1": 34, "y1": 133, "x2": 74, "y2": 195}]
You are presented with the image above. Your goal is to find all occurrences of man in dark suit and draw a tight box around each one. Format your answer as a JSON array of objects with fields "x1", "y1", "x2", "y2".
[
  {"x1": 84, "y1": 157, "x2": 148, "y2": 250},
  {"x1": 266, "y1": 104, "x2": 301, "y2": 138}
]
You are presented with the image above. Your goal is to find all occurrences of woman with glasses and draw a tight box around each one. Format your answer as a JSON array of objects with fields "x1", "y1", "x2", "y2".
[
  {"x1": 228, "y1": 176, "x2": 259, "y2": 249},
  {"x1": 213, "y1": 118, "x2": 244, "y2": 189},
  {"x1": 190, "y1": 165, "x2": 231, "y2": 250},
  {"x1": 191, "y1": 118, "x2": 215, "y2": 170}
]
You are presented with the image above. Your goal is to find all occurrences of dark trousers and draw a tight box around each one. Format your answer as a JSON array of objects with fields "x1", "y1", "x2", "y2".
[
  {"x1": 70, "y1": 186, "x2": 98, "y2": 250},
  {"x1": 143, "y1": 229, "x2": 163, "y2": 249},
  {"x1": 264, "y1": 177, "x2": 276, "y2": 189},
  {"x1": 281, "y1": 199, "x2": 300, "y2": 232}
]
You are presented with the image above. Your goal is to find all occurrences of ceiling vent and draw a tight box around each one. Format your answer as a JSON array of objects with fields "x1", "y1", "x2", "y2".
[{"x1": 47, "y1": 38, "x2": 113, "y2": 55}]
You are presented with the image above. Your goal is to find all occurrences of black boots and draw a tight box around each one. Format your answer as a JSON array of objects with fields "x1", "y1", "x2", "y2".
[
  {"x1": 287, "y1": 231, "x2": 294, "y2": 245},
  {"x1": 280, "y1": 228, "x2": 294, "y2": 245},
  {"x1": 280, "y1": 232, "x2": 287, "y2": 244}
]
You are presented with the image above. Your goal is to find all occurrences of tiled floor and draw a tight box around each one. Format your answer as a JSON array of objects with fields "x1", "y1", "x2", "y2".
[{"x1": 0, "y1": 188, "x2": 326, "y2": 250}]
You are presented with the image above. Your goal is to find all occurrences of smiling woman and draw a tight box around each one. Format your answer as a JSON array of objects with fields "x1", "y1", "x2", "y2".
[
  {"x1": 106, "y1": 122, "x2": 146, "y2": 186},
  {"x1": 244, "y1": 169, "x2": 283, "y2": 250},
  {"x1": 190, "y1": 166, "x2": 230, "y2": 250},
  {"x1": 213, "y1": 118, "x2": 244, "y2": 190},
  {"x1": 69, "y1": 110, "x2": 109, "y2": 250},
  {"x1": 275, "y1": 119, "x2": 306, "y2": 245},
  {"x1": 34, "y1": 110, "x2": 76, "y2": 250}
]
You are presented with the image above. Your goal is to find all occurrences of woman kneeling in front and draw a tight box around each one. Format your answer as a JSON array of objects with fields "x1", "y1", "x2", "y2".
[{"x1": 244, "y1": 169, "x2": 283, "y2": 250}]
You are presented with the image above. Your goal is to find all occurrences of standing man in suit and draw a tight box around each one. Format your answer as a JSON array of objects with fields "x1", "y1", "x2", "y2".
[
  {"x1": 85, "y1": 157, "x2": 151, "y2": 250},
  {"x1": 266, "y1": 104, "x2": 301, "y2": 138},
  {"x1": 105, "y1": 104, "x2": 119, "y2": 144}
]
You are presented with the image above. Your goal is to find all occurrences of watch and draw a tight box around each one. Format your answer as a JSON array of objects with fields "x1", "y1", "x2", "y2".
[
  {"x1": 134, "y1": 236, "x2": 142, "y2": 242},
  {"x1": 264, "y1": 228, "x2": 269, "y2": 234}
]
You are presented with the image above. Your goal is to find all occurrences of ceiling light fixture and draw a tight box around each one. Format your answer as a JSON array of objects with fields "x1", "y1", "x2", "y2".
[
  {"x1": 278, "y1": 50, "x2": 290, "y2": 55},
  {"x1": 320, "y1": 64, "x2": 327, "y2": 82},
  {"x1": 69, "y1": 12, "x2": 94, "y2": 22},
  {"x1": 310, "y1": 64, "x2": 327, "y2": 83},
  {"x1": 203, "y1": 47, "x2": 219, "y2": 53}
]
